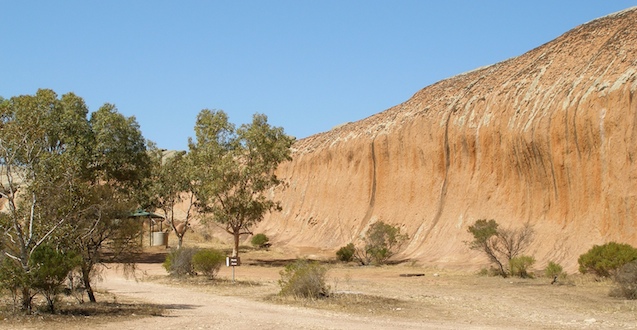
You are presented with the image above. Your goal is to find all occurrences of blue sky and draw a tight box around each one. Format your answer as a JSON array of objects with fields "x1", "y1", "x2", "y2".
[{"x1": 2, "y1": 1, "x2": 636, "y2": 150}]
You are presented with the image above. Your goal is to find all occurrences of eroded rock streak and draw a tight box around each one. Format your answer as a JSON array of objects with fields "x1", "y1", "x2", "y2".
[{"x1": 257, "y1": 8, "x2": 637, "y2": 270}]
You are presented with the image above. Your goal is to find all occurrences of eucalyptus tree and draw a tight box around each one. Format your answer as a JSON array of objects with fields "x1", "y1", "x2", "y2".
[
  {"x1": 0, "y1": 90, "x2": 151, "y2": 309},
  {"x1": 146, "y1": 147, "x2": 195, "y2": 249},
  {"x1": 0, "y1": 89, "x2": 93, "y2": 311},
  {"x1": 188, "y1": 110, "x2": 294, "y2": 257},
  {"x1": 65, "y1": 104, "x2": 151, "y2": 303},
  {"x1": 466, "y1": 219, "x2": 534, "y2": 277}
]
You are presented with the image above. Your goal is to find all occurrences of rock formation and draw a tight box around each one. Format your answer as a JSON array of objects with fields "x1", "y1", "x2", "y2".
[{"x1": 255, "y1": 7, "x2": 637, "y2": 270}]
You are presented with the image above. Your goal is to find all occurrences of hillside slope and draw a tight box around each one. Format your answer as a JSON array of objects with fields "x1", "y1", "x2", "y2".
[{"x1": 256, "y1": 8, "x2": 637, "y2": 270}]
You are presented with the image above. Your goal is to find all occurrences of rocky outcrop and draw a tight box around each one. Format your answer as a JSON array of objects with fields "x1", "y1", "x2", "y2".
[{"x1": 256, "y1": 7, "x2": 637, "y2": 270}]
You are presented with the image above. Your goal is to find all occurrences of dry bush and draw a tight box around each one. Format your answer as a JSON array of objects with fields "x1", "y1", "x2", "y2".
[
  {"x1": 163, "y1": 247, "x2": 199, "y2": 277},
  {"x1": 610, "y1": 260, "x2": 637, "y2": 299},
  {"x1": 278, "y1": 260, "x2": 329, "y2": 299}
]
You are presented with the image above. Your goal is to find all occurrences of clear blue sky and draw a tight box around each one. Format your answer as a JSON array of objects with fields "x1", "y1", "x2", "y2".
[{"x1": 2, "y1": 1, "x2": 636, "y2": 150}]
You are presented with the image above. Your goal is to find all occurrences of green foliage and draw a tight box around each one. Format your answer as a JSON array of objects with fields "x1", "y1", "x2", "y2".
[
  {"x1": 145, "y1": 148, "x2": 194, "y2": 249},
  {"x1": 0, "y1": 89, "x2": 151, "y2": 309},
  {"x1": 163, "y1": 247, "x2": 199, "y2": 277},
  {"x1": 0, "y1": 257, "x2": 28, "y2": 303},
  {"x1": 578, "y1": 242, "x2": 637, "y2": 277},
  {"x1": 29, "y1": 245, "x2": 81, "y2": 313},
  {"x1": 192, "y1": 249, "x2": 226, "y2": 279},
  {"x1": 189, "y1": 109, "x2": 294, "y2": 257},
  {"x1": 336, "y1": 243, "x2": 356, "y2": 262},
  {"x1": 466, "y1": 219, "x2": 534, "y2": 278},
  {"x1": 467, "y1": 219, "x2": 499, "y2": 247},
  {"x1": 356, "y1": 222, "x2": 408, "y2": 265},
  {"x1": 509, "y1": 255, "x2": 535, "y2": 278},
  {"x1": 251, "y1": 233, "x2": 270, "y2": 249},
  {"x1": 90, "y1": 103, "x2": 151, "y2": 184},
  {"x1": 610, "y1": 260, "x2": 637, "y2": 300},
  {"x1": 279, "y1": 260, "x2": 329, "y2": 299},
  {"x1": 545, "y1": 261, "x2": 566, "y2": 279}
]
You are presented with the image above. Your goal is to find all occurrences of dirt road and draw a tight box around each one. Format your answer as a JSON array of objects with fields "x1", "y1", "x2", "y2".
[
  {"x1": 7, "y1": 259, "x2": 636, "y2": 330},
  {"x1": 95, "y1": 265, "x2": 468, "y2": 330},
  {"x1": 89, "y1": 263, "x2": 637, "y2": 330}
]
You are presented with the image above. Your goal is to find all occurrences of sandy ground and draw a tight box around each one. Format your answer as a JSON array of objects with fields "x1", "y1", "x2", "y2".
[
  {"x1": 92, "y1": 263, "x2": 461, "y2": 330},
  {"x1": 2, "y1": 242, "x2": 636, "y2": 330},
  {"x1": 66, "y1": 261, "x2": 637, "y2": 330}
]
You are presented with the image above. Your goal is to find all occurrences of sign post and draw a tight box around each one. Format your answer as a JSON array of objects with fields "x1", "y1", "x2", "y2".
[{"x1": 226, "y1": 256, "x2": 241, "y2": 283}]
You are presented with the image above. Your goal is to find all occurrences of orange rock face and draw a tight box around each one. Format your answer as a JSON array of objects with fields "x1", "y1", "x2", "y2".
[{"x1": 256, "y1": 8, "x2": 637, "y2": 271}]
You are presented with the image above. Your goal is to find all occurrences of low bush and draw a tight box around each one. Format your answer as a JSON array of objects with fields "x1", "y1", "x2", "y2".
[
  {"x1": 509, "y1": 255, "x2": 535, "y2": 278},
  {"x1": 545, "y1": 261, "x2": 566, "y2": 279},
  {"x1": 163, "y1": 247, "x2": 198, "y2": 277},
  {"x1": 611, "y1": 260, "x2": 637, "y2": 299},
  {"x1": 251, "y1": 233, "x2": 270, "y2": 249},
  {"x1": 279, "y1": 260, "x2": 329, "y2": 299},
  {"x1": 192, "y1": 249, "x2": 226, "y2": 279},
  {"x1": 578, "y1": 242, "x2": 637, "y2": 277},
  {"x1": 336, "y1": 243, "x2": 356, "y2": 262},
  {"x1": 355, "y1": 221, "x2": 408, "y2": 265}
]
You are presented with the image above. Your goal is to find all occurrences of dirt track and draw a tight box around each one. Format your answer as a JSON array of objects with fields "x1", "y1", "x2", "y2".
[
  {"x1": 94, "y1": 264, "x2": 461, "y2": 330},
  {"x1": 85, "y1": 262, "x2": 637, "y2": 330},
  {"x1": 5, "y1": 257, "x2": 636, "y2": 330}
]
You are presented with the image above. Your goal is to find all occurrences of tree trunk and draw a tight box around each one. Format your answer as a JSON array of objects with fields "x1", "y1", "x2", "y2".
[
  {"x1": 496, "y1": 260, "x2": 508, "y2": 278},
  {"x1": 82, "y1": 265, "x2": 97, "y2": 303},
  {"x1": 177, "y1": 234, "x2": 184, "y2": 249},
  {"x1": 21, "y1": 287, "x2": 32, "y2": 313},
  {"x1": 233, "y1": 230, "x2": 240, "y2": 257}
]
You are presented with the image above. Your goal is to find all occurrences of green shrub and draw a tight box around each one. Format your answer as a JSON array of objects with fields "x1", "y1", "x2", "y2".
[
  {"x1": 0, "y1": 256, "x2": 27, "y2": 302},
  {"x1": 477, "y1": 266, "x2": 505, "y2": 277},
  {"x1": 279, "y1": 260, "x2": 329, "y2": 299},
  {"x1": 355, "y1": 221, "x2": 408, "y2": 265},
  {"x1": 509, "y1": 255, "x2": 535, "y2": 278},
  {"x1": 29, "y1": 245, "x2": 81, "y2": 313},
  {"x1": 611, "y1": 260, "x2": 637, "y2": 299},
  {"x1": 192, "y1": 249, "x2": 226, "y2": 279},
  {"x1": 163, "y1": 247, "x2": 199, "y2": 277},
  {"x1": 336, "y1": 243, "x2": 356, "y2": 262},
  {"x1": 545, "y1": 261, "x2": 566, "y2": 279},
  {"x1": 578, "y1": 242, "x2": 637, "y2": 277},
  {"x1": 251, "y1": 233, "x2": 270, "y2": 249}
]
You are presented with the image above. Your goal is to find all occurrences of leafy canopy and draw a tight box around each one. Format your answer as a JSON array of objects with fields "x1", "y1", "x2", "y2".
[{"x1": 188, "y1": 109, "x2": 294, "y2": 256}]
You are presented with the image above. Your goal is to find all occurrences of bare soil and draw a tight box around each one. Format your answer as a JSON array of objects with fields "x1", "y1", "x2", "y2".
[{"x1": 3, "y1": 247, "x2": 637, "y2": 329}]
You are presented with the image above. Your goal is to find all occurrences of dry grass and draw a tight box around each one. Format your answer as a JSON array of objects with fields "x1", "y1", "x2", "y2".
[
  {"x1": 266, "y1": 292, "x2": 413, "y2": 317},
  {"x1": 0, "y1": 290, "x2": 165, "y2": 329}
]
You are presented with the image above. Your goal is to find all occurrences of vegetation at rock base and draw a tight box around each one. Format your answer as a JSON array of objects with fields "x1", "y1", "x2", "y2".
[
  {"x1": 251, "y1": 233, "x2": 271, "y2": 250},
  {"x1": 354, "y1": 221, "x2": 409, "y2": 265},
  {"x1": 578, "y1": 242, "x2": 637, "y2": 277},
  {"x1": 544, "y1": 261, "x2": 567, "y2": 280},
  {"x1": 336, "y1": 243, "x2": 356, "y2": 262},
  {"x1": 466, "y1": 219, "x2": 535, "y2": 278},
  {"x1": 509, "y1": 255, "x2": 535, "y2": 278},
  {"x1": 610, "y1": 260, "x2": 637, "y2": 300}
]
